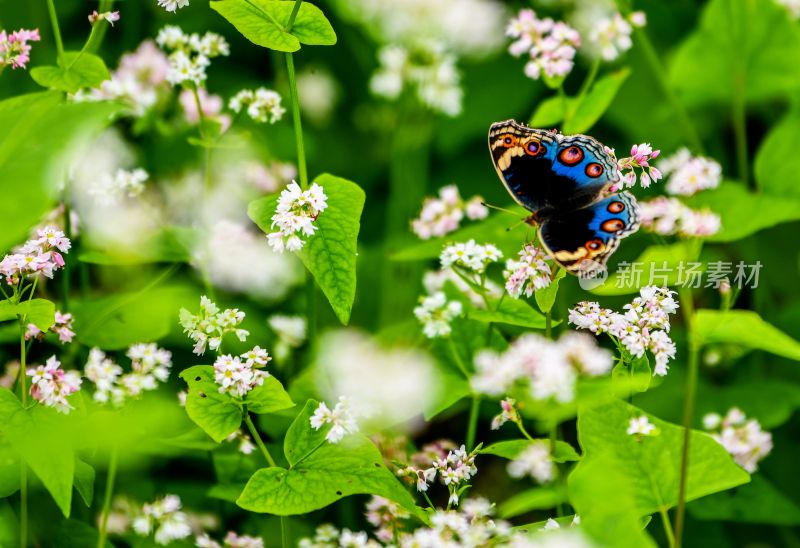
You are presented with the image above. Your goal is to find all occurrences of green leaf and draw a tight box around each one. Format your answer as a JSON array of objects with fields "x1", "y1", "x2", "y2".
[
  {"x1": 0, "y1": 298, "x2": 56, "y2": 331},
  {"x1": 245, "y1": 376, "x2": 295, "y2": 415},
  {"x1": 54, "y1": 520, "x2": 112, "y2": 548},
  {"x1": 0, "y1": 388, "x2": 75, "y2": 517},
  {"x1": 498, "y1": 485, "x2": 568, "y2": 519},
  {"x1": 564, "y1": 68, "x2": 631, "y2": 134},
  {"x1": 529, "y1": 96, "x2": 565, "y2": 128},
  {"x1": 211, "y1": 0, "x2": 336, "y2": 52},
  {"x1": 570, "y1": 400, "x2": 750, "y2": 519},
  {"x1": 669, "y1": 0, "x2": 800, "y2": 105},
  {"x1": 612, "y1": 354, "x2": 651, "y2": 394},
  {"x1": 592, "y1": 240, "x2": 702, "y2": 295},
  {"x1": 468, "y1": 297, "x2": 550, "y2": 329},
  {"x1": 0, "y1": 92, "x2": 120, "y2": 253},
  {"x1": 534, "y1": 268, "x2": 566, "y2": 314},
  {"x1": 30, "y1": 52, "x2": 110, "y2": 94},
  {"x1": 693, "y1": 309, "x2": 800, "y2": 361},
  {"x1": 74, "y1": 458, "x2": 95, "y2": 507},
  {"x1": 480, "y1": 439, "x2": 580, "y2": 463},
  {"x1": 686, "y1": 182, "x2": 800, "y2": 242},
  {"x1": 688, "y1": 474, "x2": 800, "y2": 525},
  {"x1": 249, "y1": 174, "x2": 365, "y2": 325},
  {"x1": 754, "y1": 104, "x2": 800, "y2": 199},
  {"x1": 180, "y1": 366, "x2": 242, "y2": 443},
  {"x1": 283, "y1": 400, "x2": 331, "y2": 466}
]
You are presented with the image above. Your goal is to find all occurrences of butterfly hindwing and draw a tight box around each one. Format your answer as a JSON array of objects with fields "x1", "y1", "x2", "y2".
[
  {"x1": 537, "y1": 192, "x2": 640, "y2": 274},
  {"x1": 488, "y1": 120, "x2": 618, "y2": 218}
]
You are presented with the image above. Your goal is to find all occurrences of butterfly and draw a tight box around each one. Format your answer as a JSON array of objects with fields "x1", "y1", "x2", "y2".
[{"x1": 488, "y1": 119, "x2": 639, "y2": 275}]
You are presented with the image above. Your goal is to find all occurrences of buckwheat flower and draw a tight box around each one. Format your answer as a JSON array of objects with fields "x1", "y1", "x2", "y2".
[
  {"x1": 89, "y1": 10, "x2": 120, "y2": 26},
  {"x1": 268, "y1": 315, "x2": 307, "y2": 347},
  {"x1": 411, "y1": 184, "x2": 488, "y2": 239},
  {"x1": 267, "y1": 181, "x2": 328, "y2": 253},
  {"x1": 413, "y1": 291, "x2": 463, "y2": 338},
  {"x1": 88, "y1": 168, "x2": 148, "y2": 205},
  {"x1": 703, "y1": 412, "x2": 722, "y2": 430},
  {"x1": 504, "y1": 244, "x2": 552, "y2": 298},
  {"x1": 627, "y1": 416, "x2": 656, "y2": 437},
  {"x1": 506, "y1": 10, "x2": 580, "y2": 82},
  {"x1": 366, "y1": 496, "x2": 410, "y2": 543},
  {"x1": 0, "y1": 28, "x2": 41, "y2": 70},
  {"x1": 157, "y1": 0, "x2": 189, "y2": 12},
  {"x1": 157, "y1": 26, "x2": 228, "y2": 87},
  {"x1": 559, "y1": 332, "x2": 614, "y2": 376},
  {"x1": 84, "y1": 348, "x2": 124, "y2": 404},
  {"x1": 134, "y1": 495, "x2": 192, "y2": 545},
  {"x1": 310, "y1": 396, "x2": 360, "y2": 443},
  {"x1": 179, "y1": 296, "x2": 249, "y2": 355},
  {"x1": 26, "y1": 310, "x2": 75, "y2": 344},
  {"x1": 0, "y1": 227, "x2": 71, "y2": 284},
  {"x1": 657, "y1": 148, "x2": 722, "y2": 196},
  {"x1": 440, "y1": 239, "x2": 503, "y2": 274},
  {"x1": 605, "y1": 143, "x2": 662, "y2": 189},
  {"x1": 588, "y1": 12, "x2": 645, "y2": 61},
  {"x1": 27, "y1": 356, "x2": 82, "y2": 414},
  {"x1": 705, "y1": 408, "x2": 773, "y2": 473},
  {"x1": 507, "y1": 441, "x2": 555, "y2": 483},
  {"x1": 128, "y1": 343, "x2": 173, "y2": 382},
  {"x1": 639, "y1": 196, "x2": 721, "y2": 237},
  {"x1": 229, "y1": 88, "x2": 286, "y2": 124},
  {"x1": 491, "y1": 398, "x2": 519, "y2": 430},
  {"x1": 213, "y1": 349, "x2": 270, "y2": 398}
]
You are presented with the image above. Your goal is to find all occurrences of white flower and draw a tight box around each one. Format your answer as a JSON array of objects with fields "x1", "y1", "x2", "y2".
[
  {"x1": 639, "y1": 197, "x2": 721, "y2": 238},
  {"x1": 413, "y1": 291, "x2": 463, "y2": 338},
  {"x1": 440, "y1": 239, "x2": 502, "y2": 273},
  {"x1": 412, "y1": 184, "x2": 488, "y2": 239},
  {"x1": 156, "y1": 25, "x2": 229, "y2": 86},
  {"x1": 88, "y1": 168, "x2": 148, "y2": 205},
  {"x1": 213, "y1": 349, "x2": 270, "y2": 398},
  {"x1": 310, "y1": 397, "x2": 360, "y2": 443},
  {"x1": 27, "y1": 356, "x2": 81, "y2": 413},
  {"x1": 777, "y1": 0, "x2": 800, "y2": 19},
  {"x1": 627, "y1": 416, "x2": 656, "y2": 437},
  {"x1": 135, "y1": 494, "x2": 192, "y2": 545},
  {"x1": 229, "y1": 88, "x2": 285, "y2": 123},
  {"x1": 267, "y1": 182, "x2": 328, "y2": 253},
  {"x1": 507, "y1": 10, "x2": 581, "y2": 81},
  {"x1": 508, "y1": 441, "x2": 555, "y2": 483},
  {"x1": 702, "y1": 412, "x2": 722, "y2": 430},
  {"x1": 157, "y1": 0, "x2": 190, "y2": 13},
  {"x1": 179, "y1": 296, "x2": 249, "y2": 355},
  {"x1": 588, "y1": 12, "x2": 645, "y2": 61},
  {"x1": 504, "y1": 244, "x2": 552, "y2": 298},
  {"x1": 705, "y1": 408, "x2": 773, "y2": 473},
  {"x1": 658, "y1": 148, "x2": 722, "y2": 196}
]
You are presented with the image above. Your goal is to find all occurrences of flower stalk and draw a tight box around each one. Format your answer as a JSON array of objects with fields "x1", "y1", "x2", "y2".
[{"x1": 96, "y1": 446, "x2": 119, "y2": 548}]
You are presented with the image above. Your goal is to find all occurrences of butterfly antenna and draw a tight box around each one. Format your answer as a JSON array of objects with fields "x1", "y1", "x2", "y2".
[
  {"x1": 506, "y1": 218, "x2": 530, "y2": 232},
  {"x1": 481, "y1": 202, "x2": 519, "y2": 217}
]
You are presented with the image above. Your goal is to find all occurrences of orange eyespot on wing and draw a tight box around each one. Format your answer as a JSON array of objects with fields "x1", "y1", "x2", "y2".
[
  {"x1": 601, "y1": 219, "x2": 626, "y2": 232},
  {"x1": 607, "y1": 201, "x2": 625, "y2": 213},
  {"x1": 499, "y1": 134, "x2": 519, "y2": 148},
  {"x1": 559, "y1": 145, "x2": 584, "y2": 166},
  {"x1": 523, "y1": 139, "x2": 545, "y2": 156},
  {"x1": 585, "y1": 162, "x2": 604, "y2": 177},
  {"x1": 585, "y1": 239, "x2": 604, "y2": 252}
]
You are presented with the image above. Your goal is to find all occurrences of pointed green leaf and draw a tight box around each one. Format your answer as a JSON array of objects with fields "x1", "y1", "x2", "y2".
[
  {"x1": 535, "y1": 268, "x2": 566, "y2": 313},
  {"x1": 0, "y1": 298, "x2": 55, "y2": 331},
  {"x1": 74, "y1": 458, "x2": 95, "y2": 507},
  {"x1": 468, "y1": 297, "x2": 550, "y2": 329},
  {"x1": 563, "y1": 68, "x2": 631, "y2": 134},
  {"x1": 693, "y1": 309, "x2": 800, "y2": 361},
  {"x1": 689, "y1": 474, "x2": 800, "y2": 525},
  {"x1": 180, "y1": 366, "x2": 242, "y2": 443},
  {"x1": 211, "y1": 0, "x2": 336, "y2": 52},
  {"x1": 245, "y1": 376, "x2": 295, "y2": 415},
  {"x1": 31, "y1": 52, "x2": 110, "y2": 94},
  {"x1": 755, "y1": 104, "x2": 800, "y2": 199},
  {"x1": 480, "y1": 439, "x2": 580, "y2": 463}
]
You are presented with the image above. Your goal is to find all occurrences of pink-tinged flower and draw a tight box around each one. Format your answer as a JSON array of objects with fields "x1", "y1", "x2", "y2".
[
  {"x1": 605, "y1": 143, "x2": 662, "y2": 189},
  {"x1": 25, "y1": 311, "x2": 75, "y2": 344},
  {"x1": 506, "y1": 9, "x2": 580, "y2": 82},
  {"x1": 0, "y1": 28, "x2": 41, "y2": 70},
  {"x1": 212, "y1": 348, "x2": 270, "y2": 398},
  {"x1": 412, "y1": 184, "x2": 488, "y2": 240},
  {"x1": 503, "y1": 243, "x2": 552, "y2": 298},
  {"x1": 704, "y1": 408, "x2": 773, "y2": 473},
  {"x1": 639, "y1": 196, "x2": 721, "y2": 238},
  {"x1": 89, "y1": 11, "x2": 120, "y2": 26},
  {"x1": 588, "y1": 12, "x2": 646, "y2": 61},
  {"x1": 0, "y1": 227, "x2": 71, "y2": 285},
  {"x1": 490, "y1": 398, "x2": 519, "y2": 430},
  {"x1": 27, "y1": 356, "x2": 82, "y2": 414},
  {"x1": 657, "y1": 148, "x2": 722, "y2": 196}
]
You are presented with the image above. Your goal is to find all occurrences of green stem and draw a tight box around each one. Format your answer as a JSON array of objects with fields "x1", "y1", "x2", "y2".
[
  {"x1": 280, "y1": 516, "x2": 290, "y2": 548},
  {"x1": 732, "y1": 75, "x2": 750, "y2": 189},
  {"x1": 243, "y1": 413, "x2": 277, "y2": 467},
  {"x1": 18, "y1": 320, "x2": 27, "y2": 548},
  {"x1": 565, "y1": 57, "x2": 600, "y2": 127},
  {"x1": 305, "y1": 269, "x2": 316, "y2": 349},
  {"x1": 61, "y1": 201, "x2": 72, "y2": 311},
  {"x1": 285, "y1": 53, "x2": 308, "y2": 189},
  {"x1": 633, "y1": 28, "x2": 703, "y2": 153},
  {"x1": 290, "y1": 438, "x2": 326, "y2": 469},
  {"x1": 466, "y1": 396, "x2": 480, "y2": 451},
  {"x1": 514, "y1": 419, "x2": 535, "y2": 442},
  {"x1": 421, "y1": 491, "x2": 436, "y2": 511},
  {"x1": 96, "y1": 446, "x2": 119, "y2": 548},
  {"x1": 545, "y1": 310, "x2": 552, "y2": 339},
  {"x1": 674, "y1": 286, "x2": 698, "y2": 547},
  {"x1": 446, "y1": 337, "x2": 470, "y2": 379},
  {"x1": 45, "y1": 0, "x2": 65, "y2": 64},
  {"x1": 660, "y1": 507, "x2": 677, "y2": 548},
  {"x1": 286, "y1": 0, "x2": 303, "y2": 31}
]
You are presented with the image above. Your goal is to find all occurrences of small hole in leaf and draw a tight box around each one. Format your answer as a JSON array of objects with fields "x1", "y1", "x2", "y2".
[
  {"x1": 195, "y1": 376, "x2": 201, "y2": 381},
  {"x1": 373, "y1": 463, "x2": 380, "y2": 467},
  {"x1": 336, "y1": 490, "x2": 342, "y2": 496},
  {"x1": 199, "y1": 392, "x2": 207, "y2": 398}
]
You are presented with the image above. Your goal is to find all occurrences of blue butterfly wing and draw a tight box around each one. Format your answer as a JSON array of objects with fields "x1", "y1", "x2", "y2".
[
  {"x1": 538, "y1": 192, "x2": 640, "y2": 273},
  {"x1": 488, "y1": 120, "x2": 618, "y2": 218}
]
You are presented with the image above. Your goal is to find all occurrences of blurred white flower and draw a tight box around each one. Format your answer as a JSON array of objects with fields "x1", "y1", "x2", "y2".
[
  {"x1": 658, "y1": 148, "x2": 722, "y2": 196},
  {"x1": 133, "y1": 494, "x2": 192, "y2": 545},
  {"x1": 776, "y1": 0, "x2": 800, "y2": 19},
  {"x1": 297, "y1": 67, "x2": 339, "y2": 124},
  {"x1": 88, "y1": 168, "x2": 148, "y2": 205},
  {"x1": 244, "y1": 161, "x2": 297, "y2": 194},
  {"x1": 414, "y1": 291, "x2": 463, "y2": 338},
  {"x1": 639, "y1": 197, "x2": 721, "y2": 238},
  {"x1": 310, "y1": 396, "x2": 360, "y2": 443},
  {"x1": 156, "y1": 25, "x2": 228, "y2": 86},
  {"x1": 157, "y1": 0, "x2": 189, "y2": 12},
  {"x1": 587, "y1": 12, "x2": 645, "y2": 61},
  {"x1": 179, "y1": 87, "x2": 231, "y2": 130},
  {"x1": 704, "y1": 407, "x2": 773, "y2": 473},
  {"x1": 507, "y1": 441, "x2": 555, "y2": 483},
  {"x1": 424, "y1": 268, "x2": 502, "y2": 309},
  {"x1": 412, "y1": 184, "x2": 488, "y2": 239},
  {"x1": 627, "y1": 416, "x2": 656, "y2": 437}
]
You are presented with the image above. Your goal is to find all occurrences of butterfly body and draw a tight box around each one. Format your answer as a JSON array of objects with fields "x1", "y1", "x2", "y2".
[{"x1": 488, "y1": 120, "x2": 639, "y2": 274}]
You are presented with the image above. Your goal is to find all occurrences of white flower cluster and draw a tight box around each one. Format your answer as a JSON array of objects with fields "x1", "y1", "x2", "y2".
[
  {"x1": 424, "y1": 269, "x2": 502, "y2": 309},
  {"x1": 88, "y1": 168, "x2": 148, "y2": 205},
  {"x1": 507, "y1": 9, "x2": 581, "y2": 82},
  {"x1": 157, "y1": 0, "x2": 189, "y2": 12},
  {"x1": 569, "y1": 286, "x2": 679, "y2": 376},
  {"x1": 413, "y1": 291, "x2": 463, "y2": 338},
  {"x1": 658, "y1": 148, "x2": 722, "y2": 196},
  {"x1": 27, "y1": 356, "x2": 82, "y2": 414},
  {"x1": 156, "y1": 25, "x2": 229, "y2": 86},
  {"x1": 267, "y1": 181, "x2": 328, "y2": 253},
  {"x1": 196, "y1": 531, "x2": 264, "y2": 548},
  {"x1": 26, "y1": 310, "x2": 75, "y2": 344},
  {"x1": 225, "y1": 429, "x2": 256, "y2": 456},
  {"x1": 366, "y1": 496, "x2": 411, "y2": 544},
  {"x1": 370, "y1": 43, "x2": 463, "y2": 117},
  {"x1": 507, "y1": 441, "x2": 555, "y2": 484},
  {"x1": 179, "y1": 296, "x2": 249, "y2": 355},
  {"x1": 310, "y1": 396, "x2": 361, "y2": 443},
  {"x1": 440, "y1": 240, "x2": 503, "y2": 274},
  {"x1": 299, "y1": 524, "x2": 380, "y2": 548},
  {"x1": 471, "y1": 332, "x2": 613, "y2": 402},
  {"x1": 627, "y1": 415, "x2": 656, "y2": 437},
  {"x1": 398, "y1": 444, "x2": 478, "y2": 506},
  {"x1": 213, "y1": 346, "x2": 271, "y2": 398},
  {"x1": 541, "y1": 515, "x2": 581, "y2": 532},
  {"x1": 605, "y1": 143, "x2": 663, "y2": 190},
  {"x1": 703, "y1": 408, "x2": 773, "y2": 473},
  {"x1": 639, "y1": 197, "x2": 721, "y2": 238},
  {"x1": 84, "y1": 344, "x2": 173, "y2": 405},
  {"x1": 504, "y1": 244, "x2": 552, "y2": 298},
  {"x1": 0, "y1": 226, "x2": 70, "y2": 284},
  {"x1": 132, "y1": 494, "x2": 192, "y2": 546},
  {"x1": 229, "y1": 88, "x2": 286, "y2": 124},
  {"x1": 412, "y1": 184, "x2": 488, "y2": 240},
  {"x1": 588, "y1": 12, "x2": 646, "y2": 61},
  {"x1": 399, "y1": 500, "x2": 512, "y2": 547},
  {"x1": 73, "y1": 40, "x2": 171, "y2": 117}
]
